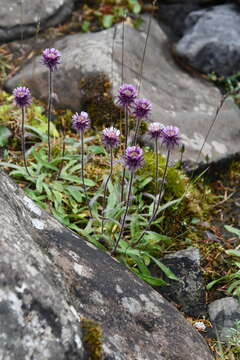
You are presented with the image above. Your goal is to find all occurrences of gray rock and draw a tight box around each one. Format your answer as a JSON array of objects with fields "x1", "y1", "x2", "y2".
[
  {"x1": 5, "y1": 16, "x2": 240, "y2": 163},
  {"x1": 151, "y1": 248, "x2": 207, "y2": 317},
  {"x1": 175, "y1": 4, "x2": 240, "y2": 76},
  {"x1": 0, "y1": 169, "x2": 214, "y2": 359},
  {"x1": 157, "y1": 2, "x2": 201, "y2": 40},
  {"x1": 208, "y1": 297, "x2": 240, "y2": 341},
  {"x1": 0, "y1": 0, "x2": 75, "y2": 44}
]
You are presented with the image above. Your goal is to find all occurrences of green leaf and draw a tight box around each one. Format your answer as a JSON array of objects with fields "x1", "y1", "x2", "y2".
[
  {"x1": 226, "y1": 249, "x2": 240, "y2": 257},
  {"x1": 128, "y1": 0, "x2": 141, "y2": 14},
  {"x1": 36, "y1": 173, "x2": 47, "y2": 193},
  {"x1": 148, "y1": 255, "x2": 180, "y2": 281},
  {"x1": 227, "y1": 280, "x2": 240, "y2": 295},
  {"x1": 0, "y1": 162, "x2": 21, "y2": 170},
  {"x1": 60, "y1": 173, "x2": 96, "y2": 186},
  {"x1": 131, "y1": 255, "x2": 151, "y2": 276},
  {"x1": 137, "y1": 274, "x2": 168, "y2": 286},
  {"x1": 102, "y1": 15, "x2": 114, "y2": 28},
  {"x1": 88, "y1": 145, "x2": 106, "y2": 155},
  {"x1": 206, "y1": 276, "x2": 229, "y2": 290},
  {"x1": 138, "y1": 176, "x2": 153, "y2": 189},
  {"x1": 144, "y1": 231, "x2": 172, "y2": 244},
  {"x1": 154, "y1": 197, "x2": 182, "y2": 217},
  {"x1": 42, "y1": 183, "x2": 53, "y2": 201},
  {"x1": 225, "y1": 225, "x2": 240, "y2": 238},
  {"x1": 81, "y1": 20, "x2": 90, "y2": 32},
  {"x1": 67, "y1": 188, "x2": 83, "y2": 202},
  {"x1": 0, "y1": 126, "x2": 11, "y2": 146}
]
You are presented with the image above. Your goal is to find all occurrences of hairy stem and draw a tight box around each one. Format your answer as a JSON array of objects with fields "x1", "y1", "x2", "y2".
[
  {"x1": 132, "y1": 117, "x2": 141, "y2": 146},
  {"x1": 111, "y1": 25, "x2": 117, "y2": 126},
  {"x1": 112, "y1": 171, "x2": 133, "y2": 255},
  {"x1": 152, "y1": 137, "x2": 159, "y2": 215},
  {"x1": 47, "y1": 69, "x2": 53, "y2": 162},
  {"x1": 133, "y1": 149, "x2": 170, "y2": 246},
  {"x1": 80, "y1": 131, "x2": 93, "y2": 218},
  {"x1": 137, "y1": 0, "x2": 157, "y2": 94},
  {"x1": 101, "y1": 147, "x2": 113, "y2": 233},
  {"x1": 121, "y1": 14, "x2": 125, "y2": 85},
  {"x1": 21, "y1": 107, "x2": 30, "y2": 176},
  {"x1": 56, "y1": 124, "x2": 66, "y2": 180},
  {"x1": 120, "y1": 106, "x2": 129, "y2": 202}
]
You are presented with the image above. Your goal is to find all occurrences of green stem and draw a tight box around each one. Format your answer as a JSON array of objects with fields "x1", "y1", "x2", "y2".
[
  {"x1": 101, "y1": 147, "x2": 113, "y2": 233},
  {"x1": 112, "y1": 171, "x2": 133, "y2": 255},
  {"x1": 80, "y1": 131, "x2": 93, "y2": 218}
]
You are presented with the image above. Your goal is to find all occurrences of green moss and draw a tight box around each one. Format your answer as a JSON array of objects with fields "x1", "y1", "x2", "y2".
[
  {"x1": 138, "y1": 151, "x2": 211, "y2": 238},
  {"x1": 80, "y1": 317, "x2": 103, "y2": 360}
]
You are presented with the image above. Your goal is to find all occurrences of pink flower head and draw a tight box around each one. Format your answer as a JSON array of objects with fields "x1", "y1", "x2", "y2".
[
  {"x1": 42, "y1": 48, "x2": 61, "y2": 71},
  {"x1": 132, "y1": 98, "x2": 152, "y2": 120},
  {"x1": 72, "y1": 111, "x2": 90, "y2": 133},
  {"x1": 13, "y1": 86, "x2": 31, "y2": 108},
  {"x1": 162, "y1": 125, "x2": 180, "y2": 149},
  {"x1": 148, "y1": 122, "x2": 165, "y2": 139},
  {"x1": 117, "y1": 84, "x2": 137, "y2": 108},
  {"x1": 102, "y1": 127, "x2": 120, "y2": 149},
  {"x1": 123, "y1": 145, "x2": 144, "y2": 171}
]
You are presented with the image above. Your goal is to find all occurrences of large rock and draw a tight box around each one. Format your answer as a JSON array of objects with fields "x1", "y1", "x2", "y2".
[
  {"x1": 0, "y1": 169, "x2": 214, "y2": 359},
  {"x1": 151, "y1": 248, "x2": 207, "y2": 317},
  {"x1": 175, "y1": 4, "x2": 240, "y2": 76},
  {"x1": 208, "y1": 297, "x2": 240, "y2": 340},
  {"x1": 0, "y1": 0, "x2": 75, "y2": 44},
  {"x1": 5, "y1": 16, "x2": 240, "y2": 163}
]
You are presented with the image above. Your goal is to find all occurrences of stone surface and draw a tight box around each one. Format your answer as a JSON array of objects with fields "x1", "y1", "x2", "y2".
[
  {"x1": 151, "y1": 248, "x2": 207, "y2": 317},
  {"x1": 157, "y1": 1, "x2": 201, "y2": 40},
  {"x1": 175, "y1": 4, "x2": 240, "y2": 77},
  {"x1": 208, "y1": 297, "x2": 240, "y2": 341},
  {"x1": 0, "y1": 169, "x2": 214, "y2": 360},
  {"x1": 5, "y1": 16, "x2": 240, "y2": 164},
  {"x1": 0, "y1": 0, "x2": 75, "y2": 43}
]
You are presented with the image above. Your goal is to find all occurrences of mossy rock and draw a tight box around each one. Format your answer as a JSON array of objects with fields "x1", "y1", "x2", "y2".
[
  {"x1": 79, "y1": 73, "x2": 120, "y2": 129},
  {"x1": 81, "y1": 317, "x2": 103, "y2": 360}
]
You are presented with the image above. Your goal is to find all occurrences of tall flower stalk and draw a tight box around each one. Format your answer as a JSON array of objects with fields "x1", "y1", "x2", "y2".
[
  {"x1": 13, "y1": 86, "x2": 31, "y2": 176},
  {"x1": 72, "y1": 111, "x2": 93, "y2": 218},
  {"x1": 42, "y1": 48, "x2": 61, "y2": 162},
  {"x1": 101, "y1": 127, "x2": 120, "y2": 233},
  {"x1": 133, "y1": 126, "x2": 180, "y2": 246},
  {"x1": 116, "y1": 84, "x2": 137, "y2": 201},
  {"x1": 147, "y1": 122, "x2": 165, "y2": 214},
  {"x1": 112, "y1": 145, "x2": 144, "y2": 255}
]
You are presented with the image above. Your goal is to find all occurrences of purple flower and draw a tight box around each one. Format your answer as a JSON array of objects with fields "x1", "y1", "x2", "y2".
[
  {"x1": 162, "y1": 125, "x2": 180, "y2": 149},
  {"x1": 13, "y1": 86, "x2": 31, "y2": 108},
  {"x1": 132, "y1": 98, "x2": 152, "y2": 120},
  {"x1": 148, "y1": 122, "x2": 165, "y2": 139},
  {"x1": 102, "y1": 127, "x2": 120, "y2": 149},
  {"x1": 123, "y1": 145, "x2": 144, "y2": 171},
  {"x1": 117, "y1": 84, "x2": 137, "y2": 107},
  {"x1": 72, "y1": 111, "x2": 90, "y2": 132},
  {"x1": 42, "y1": 48, "x2": 61, "y2": 71}
]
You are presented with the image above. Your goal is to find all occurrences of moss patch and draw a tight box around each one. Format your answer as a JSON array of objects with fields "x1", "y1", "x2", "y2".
[{"x1": 81, "y1": 317, "x2": 103, "y2": 360}]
